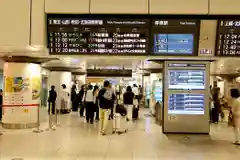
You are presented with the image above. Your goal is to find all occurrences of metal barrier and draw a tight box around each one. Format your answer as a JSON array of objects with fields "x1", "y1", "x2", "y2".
[
  {"x1": 33, "y1": 104, "x2": 43, "y2": 133},
  {"x1": 54, "y1": 104, "x2": 60, "y2": 127},
  {"x1": 46, "y1": 102, "x2": 56, "y2": 131}
]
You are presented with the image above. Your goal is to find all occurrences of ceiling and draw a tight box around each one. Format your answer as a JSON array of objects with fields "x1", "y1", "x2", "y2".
[{"x1": 38, "y1": 56, "x2": 240, "y2": 75}]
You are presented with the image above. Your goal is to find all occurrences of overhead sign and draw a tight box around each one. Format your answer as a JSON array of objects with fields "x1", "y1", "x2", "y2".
[
  {"x1": 151, "y1": 19, "x2": 200, "y2": 56},
  {"x1": 47, "y1": 15, "x2": 149, "y2": 55},
  {"x1": 216, "y1": 20, "x2": 240, "y2": 56}
]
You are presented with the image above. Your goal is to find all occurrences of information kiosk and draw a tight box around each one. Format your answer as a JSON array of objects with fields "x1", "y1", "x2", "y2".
[{"x1": 163, "y1": 61, "x2": 210, "y2": 134}]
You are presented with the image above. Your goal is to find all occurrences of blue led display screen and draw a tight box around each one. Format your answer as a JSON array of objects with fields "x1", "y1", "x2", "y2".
[
  {"x1": 153, "y1": 34, "x2": 194, "y2": 54},
  {"x1": 151, "y1": 19, "x2": 200, "y2": 56}
]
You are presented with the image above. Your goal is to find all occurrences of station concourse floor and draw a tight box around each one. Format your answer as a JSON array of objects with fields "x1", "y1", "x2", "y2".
[{"x1": 0, "y1": 109, "x2": 239, "y2": 160}]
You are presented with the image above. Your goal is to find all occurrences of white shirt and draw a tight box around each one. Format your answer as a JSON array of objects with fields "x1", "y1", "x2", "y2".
[
  {"x1": 61, "y1": 88, "x2": 69, "y2": 102},
  {"x1": 132, "y1": 87, "x2": 139, "y2": 96},
  {"x1": 82, "y1": 90, "x2": 95, "y2": 103}
]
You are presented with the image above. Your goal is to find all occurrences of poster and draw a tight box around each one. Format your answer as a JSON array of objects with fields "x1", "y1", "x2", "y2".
[
  {"x1": 31, "y1": 77, "x2": 41, "y2": 100},
  {"x1": 5, "y1": 77, "x2": 30, "y2": 93}
]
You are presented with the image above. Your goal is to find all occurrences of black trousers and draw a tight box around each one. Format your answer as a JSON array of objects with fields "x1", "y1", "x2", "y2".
[
  {"x1": 80, "y1": 102, "x2": 85, "y2": 117},
  {"x1": 48, "y1": 102, "x2": 56, "y2": 115},
  {"x1": 72, "y1": 101, "x2": 78, "y2": 112},
  {"x1": 212, "y1": 107, "x2": 219, "y2": 123},
  {"x1": 86, "y1": 102, "x2": 95, "y2": 123},
  {"x1": 0, "y1": 107, "x2": 2, "y2": 120},
  {"x1": 95, "y1": 103, "x2": 99, "y2": 120}
]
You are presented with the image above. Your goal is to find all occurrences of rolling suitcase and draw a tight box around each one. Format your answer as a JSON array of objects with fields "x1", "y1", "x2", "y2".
[
  {"x1": 132, "y1": 105, "x2": 139, "y2": 119},
  {"x1": 113, "y1": 113, "x2": 128, "y2": 134}
]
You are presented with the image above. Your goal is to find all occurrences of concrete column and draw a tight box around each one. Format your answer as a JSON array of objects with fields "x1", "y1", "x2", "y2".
[{"x1": 3, "y1": 62, "x2": 41, "y2": 129}]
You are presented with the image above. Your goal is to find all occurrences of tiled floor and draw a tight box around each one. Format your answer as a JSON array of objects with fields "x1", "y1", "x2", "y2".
[{"x1": 0, "y1": 109, "x2": 239, "y2": 160}]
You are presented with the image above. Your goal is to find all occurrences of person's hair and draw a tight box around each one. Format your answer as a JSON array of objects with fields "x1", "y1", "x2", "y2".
[
  {"x1": 88, "y1": 84, "x2": 93, "y2": 90},
  {"x1": 126, "y1": 86, "x2": 132, "y2": 92},
  {"x1": 93, "y1": 85, "x2": 99, "y2": 92},
  {"x1": 133, "y1": 84, "x2": 137, "y2": 87},
  {"x1": 0, "y1": 89, "x2": 3, "y2": 92},
  {"x1": 51, "y1": 85, "x2": 55, "y2": 90},
  {"x1": 231, "y1": 89, "x2": 239, "y2": 98},
  {"x1": 103, "y1": 80, "x2": 110, "y2": 87},
  {"x1": 81, "y1": 85, "x2": 85, "y2": 90},
  {"x1": 61, "y1": 84, "x2": 66, "y2": 89}
]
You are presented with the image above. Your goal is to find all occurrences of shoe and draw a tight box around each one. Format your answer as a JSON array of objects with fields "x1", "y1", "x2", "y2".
[
  {"x1": 126, "y1": 118, "x2": 129, "y2": 121},
  {"x1": 90, "y1": 121, "x2": 93, "y2": 124},
  {"x1": 233, "y1": 141, "x2": 240, "y2": 145},
  {"x1": 101, "y1": 132, "x2": 106, "y2": 136}
]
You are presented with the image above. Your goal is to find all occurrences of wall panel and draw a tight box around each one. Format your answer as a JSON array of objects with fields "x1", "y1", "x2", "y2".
[
  {"x1": 31, "y1": 0, "x2": 45, "y2": 46},
  {"x1": 45, "y1": 0, "x2": 89, "y2": 13},
  {"x1": 90, "y1": 0, "x2": 148, "y2": 14},
  {"x1": 0, "y1": 0, "x2": 30, "y2": 47},
  {"x1": 210, "y1": 0, "x2": 240, "y2": 14},
  {"x1": 150, "y1": 0, "x2": 208, "y2": 14},
  {"x1": 198, "y1": 20, "x2": 217, "y2": 56}
]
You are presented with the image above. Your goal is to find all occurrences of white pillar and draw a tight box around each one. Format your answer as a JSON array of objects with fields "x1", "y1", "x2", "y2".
[
  {"x1": 3, "y1": 63, "x2": 41, "y2": 129},
  {"x1": 48, "y1": 71, "x2": 72, "y2": 110},
  {"x1": 75, "y1": 74, "x2": 86, "y2": 86}
]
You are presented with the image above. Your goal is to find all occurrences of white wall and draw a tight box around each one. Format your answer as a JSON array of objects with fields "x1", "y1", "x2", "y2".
[
  {"x1": 45, "y1": 0, "x2": 89, "y2": 13},
  {"x1": 198, "y1": 20, "x2": 217, "y2": 56},
  {"x1": 150, "y1": 0, "x2": 208, "y2": 14},
  {"x1": 0, "y1": 0, "x2": 30, "y2": 47},
  {"x1": 90, "y1": 0, "x2": 148, "y2": 14}
]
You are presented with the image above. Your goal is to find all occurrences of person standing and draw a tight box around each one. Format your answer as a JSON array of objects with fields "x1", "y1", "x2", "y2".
[
  {"x1": 79, "y1": 85, "x2": 86, "y2": 117},
  {"x1": 98, "y1": 81, "x2": 114, "y2": 135},
  {"x1": 61, "y1": 84, "x2": 70, "y2": 113},
  {"x1": 71, "y1": 85, "x2": 78, "y2": 112},
  {"x1": 0, "y1": 89, "x2": 2, "y2": 121},
  {"x1": 212, "y1": 87, "x2": 221, "y2": 123},
  {"x1": 230, "y1": 89, "x2": 240, "y2": 145},
  {"x1": 82, "y1": 85, "x2": 95, "y2": 124},
  {"x1": 93, "y1": 85, "x2": 100, "y2": 121},
  {"x1": 123, "y1": 86, "x2": 135, "y2": 121},
  {"x1": 48, "y1": 85, "x2": 57, "y2": 115}
]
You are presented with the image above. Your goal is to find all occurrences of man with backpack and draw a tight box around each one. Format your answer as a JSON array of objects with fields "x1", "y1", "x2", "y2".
[{"x1": 98, "y1": 81, "x2": 115, "y2": 135}]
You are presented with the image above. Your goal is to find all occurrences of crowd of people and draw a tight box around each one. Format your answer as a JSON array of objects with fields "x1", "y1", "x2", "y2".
[
  {"x1": 210, "y1": 83, "x2": 240, "y2": 145},
  {"x1": 48, "y1": 81, "x2": 141, "y2": 135}
]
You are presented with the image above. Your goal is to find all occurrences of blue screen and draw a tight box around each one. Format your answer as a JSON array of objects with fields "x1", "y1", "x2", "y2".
[{"x1": 153, "y1": 34, "x2": 194, "y2": 54}]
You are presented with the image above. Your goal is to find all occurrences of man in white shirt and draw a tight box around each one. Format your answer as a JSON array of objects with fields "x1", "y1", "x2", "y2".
[{"x1": 82, "y1": 85, "x2": 95, "y2": 124}]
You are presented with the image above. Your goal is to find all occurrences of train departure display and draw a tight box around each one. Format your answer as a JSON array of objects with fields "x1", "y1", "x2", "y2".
[
  {"x1": 168, "y1": 93, "x2": 205, "y2": 115},
  {"x1": 168, "y1": 69, "x2": 205, "y2": 90},
  {"x1": 151, "y1": 20, "x2": 200, "y2": 55},
  {"x1": 47, "y1": 16, "x2": 149, "y2": 55},
  {"x1": 216, "y1": 20, "x2": 240, "y2": 56}
]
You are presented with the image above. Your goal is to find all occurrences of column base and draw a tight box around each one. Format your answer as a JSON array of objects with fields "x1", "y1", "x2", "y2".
[{"x1": 2, "y1": 122, "x2": 37, "y2": 129}]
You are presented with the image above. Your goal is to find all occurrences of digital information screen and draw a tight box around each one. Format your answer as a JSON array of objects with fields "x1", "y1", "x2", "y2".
[
  {"x1": 47, "y1": 16, "x2": 149, "y2": 55},
  {"x1": 216, "y1": 20, "x2": 240, "y2": 56},
  {"x1": 168, "y1": 70, "x2": 205, "y2": 90},
  {"x1": 151, "y1": 20, "x2": 200, "y2": 55},
  {"x1": 168, "y1": 93, "x2": 205, "y2": 115}
]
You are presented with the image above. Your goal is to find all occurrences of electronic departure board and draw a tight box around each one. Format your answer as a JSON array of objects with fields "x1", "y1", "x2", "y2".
[
  {"x1": 168, "y1": 69, "x2": 205, "y2": 90},
  {"x1": 216, "y1": 20, "x2": 240, "y2": 56},
  {"x1": 168, "y1": 93, "x2": 205, "y2": 115},
  {"x1": 47, "y1": 16, "x2": 149, "y2": 55},
  {"x1": 151, "y1": 19, "x2": 200, "y2": 55}
]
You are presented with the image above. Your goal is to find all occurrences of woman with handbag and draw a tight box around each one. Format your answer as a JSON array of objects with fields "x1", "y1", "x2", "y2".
[{"x1": 230, "y1": 89, "x2": 240, "y2": 145}]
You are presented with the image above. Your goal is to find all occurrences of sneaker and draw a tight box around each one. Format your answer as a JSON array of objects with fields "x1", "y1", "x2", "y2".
[
  {"x1": 101, "y1": 132, "x2": 106, "y2": 136},
  {"x1": 233, "y1": 141, "x2": 240, "y2": 145}
]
